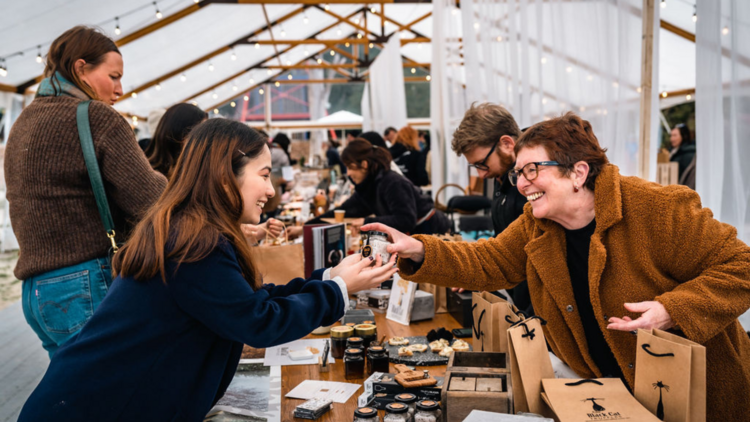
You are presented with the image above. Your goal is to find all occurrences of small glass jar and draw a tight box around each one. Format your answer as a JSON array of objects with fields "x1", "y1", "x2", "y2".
[
  {"x1": 384, "y1": 402, "x2": 409, "y2": 422},
  {"x1": 354, "y1": 406, "x2": 380, "y2": 422},
  {"x1": 344, "y1": 348, "x2": 365, "y2": 380},
  {"x1": 415, "y1": 400, "x2": 441, "y2": 422},
  {"x1": 345, "y1": 322, "x2": 357, "y2": 329},
  {"x1": 366, "y1": 346, "x2": 390, "y2": 375},
  {"x1": 394, "y1": 393, "x2": 417, "y2": 419},
  {"x1": 354, "y1": 324, "x2": 377, "y2": 350},
  {"x1": 330, "y1": 326, "x2": 354, "y2": 359},
  {"x1": 347, "y1": 336, "x2": 364, "y2": 349},
  {"x1": 362, "y1": 231, "x2": 392, "y2": 263}
]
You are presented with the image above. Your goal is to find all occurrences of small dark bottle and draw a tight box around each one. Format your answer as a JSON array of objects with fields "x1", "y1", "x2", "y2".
[
  {"x1": 344, "y1": 348, "x2": 365, "y2": 380},
  {"x1": 330, "y1": 326, "x2": 354, "y2": 359},
  {"x1": 354, "y1": 324, "x2": 377, "y2": 351},
  {"x1": 347, "y1": 336, "x2": 364, "y2": 349},
  {"x1": 366, "y1": 346, "x2": 390, "y2": 375}
]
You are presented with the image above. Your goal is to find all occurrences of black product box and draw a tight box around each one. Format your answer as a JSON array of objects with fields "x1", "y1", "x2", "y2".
[
  {"x1": 448, "y1": 289, "x2": 474, "y2": 328},
  {"x1": 448, "y1": 290, "x2": 508, "y2": 328},
  {"x1": 365, "y1": 372, "x2": 444, "y2": 409}
]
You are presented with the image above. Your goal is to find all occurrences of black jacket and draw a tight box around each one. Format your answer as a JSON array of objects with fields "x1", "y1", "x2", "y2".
[
  {"x1": 311, "y1": 170, "x2": 449, "y2": 234},
  {"x1": 670, "y1": 143, "x2": 696, "y2": 187},
  {"x1": 326, "y1": 148, "x2": 346, "y2": 175},
  {"x1": 493, "y1": 173, "x2": 534, "y2": 316},
  {"x1": 389, "y1": 143, "x2": 429, "y2": 186}
]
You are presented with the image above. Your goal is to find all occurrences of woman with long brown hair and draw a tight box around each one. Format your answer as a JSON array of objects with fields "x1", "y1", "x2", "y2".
[
  {"x1": 4, "y1": 26, "x2": 166, "y2": 357},
  {"x1": 389, "y1": 125, "x2": 429, "y2": 186},
  {"x1": 144, "y1": 102, "x2": 207, "y2": 178},
  {"x1": 19, "y1": 118, "x2": 396, "y2": 422}
]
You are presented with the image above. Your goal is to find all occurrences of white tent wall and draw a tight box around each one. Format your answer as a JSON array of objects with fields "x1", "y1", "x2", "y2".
[
  {"x1": 362, "y1": 35, "x2": 407, "y2": 134},
  {"x1": 459, "y1": 0, "x2": 650, "y2": 178},
  {"x1": 307, "y1": 68, "x2": 331, "y2": 161},
  {"x1": 431, "y1": 0, "x2": 469, "y2": 201},
  {"x1": 696, "y1": 0, "x2": 750, "y2": 244}
]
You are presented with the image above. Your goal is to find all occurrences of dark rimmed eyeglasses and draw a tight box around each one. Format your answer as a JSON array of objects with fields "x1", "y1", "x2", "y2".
[
  {"x1": 508, "y1": 161, "x2": 562, "y2": 186},
  {"x1": 468, "y1": 142, "x2": 499, "y2": 172}
]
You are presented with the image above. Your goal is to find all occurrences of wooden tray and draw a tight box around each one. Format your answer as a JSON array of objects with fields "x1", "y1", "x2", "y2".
[{"x1": 383, "y1": 336, "x2": 473, "y2": 366}]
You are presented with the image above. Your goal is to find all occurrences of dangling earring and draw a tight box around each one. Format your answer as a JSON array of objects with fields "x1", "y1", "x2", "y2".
[{"x1": 574, "y1": 185, "x2": 579, "y2": 193}]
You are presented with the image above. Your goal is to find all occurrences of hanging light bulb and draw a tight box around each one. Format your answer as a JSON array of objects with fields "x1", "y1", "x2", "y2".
[
  {"x1": 324, "y1": 3, "x2": 330, "y2": 11},
  {"x1": 155, "y1": 83, "x2": 162, "y2": 91},
  {"x1": 280, "y1": 26, "x2": 286, "y2": 38},
  {"x1": 255, "y1": 42, "x2": 260, "y2": 49},
  {"x1": 369, "y1": 43, "x2": 374, "y2": 48},
  {"x1": 0, "y1": 60, "x2": 8, "y2": 77},
  {"x1": 233, "y1": 84, "x2": 238, "y2": 91},
  {"x1": 114, "y1": 17, "x2": 121, "y2": 35},
  {"x1": 317, "y1": 58, "x2": 322, "y2": 64},
  {"x1": 337, "y1": 25, "x2": 342, "y2": 36},
  {"x1": 230, "y1": 101, "x2": 236, "y2": 108},
  {"x1": 194, "y1": 0, "x2": 199, "y2": 3},
  {"x1": 371, "y1": 6, "x2": 377, "y2": 13},
  {"x1": 660, "y1": 0, "x2": 666, "y2": 8},
  {"x1": 214, "y1": 109, "x2": 219, "y2": 115},
  {"x1": 288, "y1": 74, "x2": 293, "y2": 80},
  {"x1": 267, "y1": 69, "x2": 273, "y2": 75},
  {"x1": 357, "y1": 33, "x2": 363, "y2": 39},
  {"x1": 212, "y1": 92, "x2": 218, "y2": 99},
  {"x1": 686, "y1": 94, "x2": 692, "y2": 101},
  {"x1": 231, "y1": 49, "x2": 237, "y2": 61},
  {"x1": 425, "y1": 75, "x2": 431, "y2": 81},
  {"x1": 304, "y1": 48, "x2": 309, "y2": 55},
  {"x1": 303, "y1": 13, "x2": 309, "y2": 24},
  {"x1": 244, "y1": 95, "x2": 250, "y2": 101},
  {"x1": 153, "y1": 2, "x2": 162, "y2": 19},
  {"x1": 693, "y1": 6, "x2": 697, "y2": 23},
  {"x1": 661, "y1": 91, "x2": 668, "y2": 98},
  {"x1": 354, "y1": 17, "x2": 360, "y2": 25},
  {"x1": 208, "y1": 62, "x2": 214, "y2": 71},
  {"x1": 259, "y1": 88, "x2": 265, "y2": 95},
  {"x1": 473, "y1": 22, "x2": 480, "y2": 30},
  {"x1": 180, "y1": 73, "x2": 187, "y2": 82},
  {"x1": 275, "y1": 81, "x2": 280, "y2": 87},
  {"x1": 330, "y1": 50, "x2": 335, "y2": 56},
  {"x1": 411, "y1": 67, "x2": 416, "y2": 74},
  {"x1": 131, "y1": 92, "x2": 138, "y2": 99},
  {"x1": 191, "y1": 101, "x2": 198, "y2": 106},
  {"x1": 566, "y1": 66, "x2": 573, "y2": 73},
  {"x1": 540, "y1": 57, "x2": 547, "y2": 64},
  {"x1": 249, "y1": 78, "x2": 255, "y2": 84},
  {"x1": 496, "y1": 36, "x2": 503, "y2": 42},
  {"x1": 286, "y1": 60, "x2": 292, "y2": 66},
  {"x1": 722, "y1": 25, "x2": 729, "y2": 35},
  {"x1": 36, "y1": 45, "x2": 43, "y2": 64},
  {"x1": 542, "y1": 98, "x2": 548, "y2": 105},
  {"x1": 345, "y1": 42, "x2": 350, "y2": 47}
]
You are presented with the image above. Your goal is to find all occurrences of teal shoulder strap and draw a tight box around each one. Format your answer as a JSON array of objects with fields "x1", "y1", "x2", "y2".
[{"x1": 76, "y1": 100, "x2": 119, "y2": 252}]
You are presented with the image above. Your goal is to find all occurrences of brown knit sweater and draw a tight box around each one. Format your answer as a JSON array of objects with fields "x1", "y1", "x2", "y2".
[{"x1": 5, "y1": 96, "x2": 167, "y2": 280}]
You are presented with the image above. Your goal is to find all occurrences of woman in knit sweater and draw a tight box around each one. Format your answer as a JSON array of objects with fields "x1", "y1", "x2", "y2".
[
  {"x1": 4, "y1": 26, "x2": 167, "y2": 357},
  {"x1": 19, "y1": 118, "x2": 397, "y2": 422},
  {"x1": 363, "y1": 113, "x2": 750, "y2": 421}
]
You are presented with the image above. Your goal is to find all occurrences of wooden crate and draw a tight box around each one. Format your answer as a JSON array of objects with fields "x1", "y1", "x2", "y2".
[{"x1": 441, "y1": 352, "x2": 513, "y2": 422}]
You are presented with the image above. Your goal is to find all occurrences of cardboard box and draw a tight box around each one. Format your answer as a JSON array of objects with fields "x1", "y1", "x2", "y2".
[
  {"x1": 442, "y1": 352, "x2": 513, "y2": 422},
  {"x1": 364, "y1": 372, "x2": 444, "y2": 409}
]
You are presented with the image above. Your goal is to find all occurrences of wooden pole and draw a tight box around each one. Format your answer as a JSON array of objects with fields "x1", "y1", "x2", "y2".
[{"x1": 638, "y1": 0, "x2": 655, "y2": 180}]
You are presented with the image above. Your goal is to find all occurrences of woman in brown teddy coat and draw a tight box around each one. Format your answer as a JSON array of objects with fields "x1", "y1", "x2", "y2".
[{"x1": 363, "y1": 112, "x2": 750, "y2": 421}]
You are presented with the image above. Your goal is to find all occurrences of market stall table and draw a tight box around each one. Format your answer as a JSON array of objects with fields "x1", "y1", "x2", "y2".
[{"x1": 280, "y1": 310, "x2": 461, "y2": 421}]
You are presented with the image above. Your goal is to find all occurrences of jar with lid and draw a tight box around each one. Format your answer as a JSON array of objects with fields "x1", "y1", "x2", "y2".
[
  {"x1": 347, "y1": 336, "x2": 364, "y2": 349},
  {"x1": 394, "y1": 393, "x2": 417, "y2": 419},
  {"x1": 366, "y1": 346, "x2": 390, "y2": 375},
  {"x1": 344, "y1": 348, "x2": 365, "y2": 379},
  {"x1": 415, "y1": 400, "x2": 441, "y2": 422},
  {"x1": 354, "y1": 406, "x2": 380, "y2": 422},
  {"x1": 383, "y1": 402, "x2": 409, "y2": 422},
  {"x1": 330, "y1": 326, "x2": 354, "y2": 359},
  {"x1": 354, "y1": 324, "x2": 377, "y2": 350},
  {"x1": 362, "y1": 231, "x2": 392, "y2": 263},
  {"x1": 345, "y1": 322, "x2": 357, "y2": 329}
]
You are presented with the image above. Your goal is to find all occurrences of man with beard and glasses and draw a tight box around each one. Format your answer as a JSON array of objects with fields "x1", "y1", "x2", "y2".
[{"x1": 451, "y1": 102, "x2": 533, "y2": 316}]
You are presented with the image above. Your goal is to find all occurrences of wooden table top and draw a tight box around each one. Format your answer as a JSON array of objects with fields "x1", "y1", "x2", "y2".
[{"x1": 280, "y1": 309, "x2": 462, "y2": 422}]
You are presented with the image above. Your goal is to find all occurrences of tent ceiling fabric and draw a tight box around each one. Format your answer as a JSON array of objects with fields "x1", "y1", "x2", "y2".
[{"x1": 2, "y1": 0, "x2": 699, "y2": 117}]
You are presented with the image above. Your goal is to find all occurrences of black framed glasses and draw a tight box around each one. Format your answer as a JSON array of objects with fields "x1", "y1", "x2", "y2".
[
  {"x1": 508, "y1": 161, "x2": 562, "y2": 186},
  {"x1": 469, "y1": 142, "x2": 499, "y2": 171}
]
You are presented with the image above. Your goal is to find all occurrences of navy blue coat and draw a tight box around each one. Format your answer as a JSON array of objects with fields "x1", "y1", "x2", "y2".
[{"x1": 19, "y1": 240, "x2": 345, "y2": 422}]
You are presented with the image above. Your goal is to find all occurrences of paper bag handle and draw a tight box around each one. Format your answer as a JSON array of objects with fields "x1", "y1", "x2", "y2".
[
  {"x1": 641, "y1": 343, "x2": 675, "y2": 358},
  {"x1": 564, "y1": 379, "x2": 604, "y2": 387},
  {"x1": 471, "y1": 304, "x2": 486, "y2": 351},
  {"x1": 260, "y1": 225, "x2": 290, "y2": 245}
]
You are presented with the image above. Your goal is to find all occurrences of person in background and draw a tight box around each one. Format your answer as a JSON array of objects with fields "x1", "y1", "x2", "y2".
[
  {"x1": 4, "y1": 26, "x2": 167, "y2": 357},
  {"x1": 383, "y1": 126, "x2": 398, "y2": 146},
  {"x1": 270, "y1": 138, "x2": 290, "y2": 168},
  {"x1": 138, "y1": 108, "x2": 166, "y2": 151},
  {"x1": 420, "y1": 130, "x2": 433, "y2": 181},
  {"x1": 360, "y1": 131, "x2": 404, "y2": 175},
  {"x1": 271, "y1": 132, "x2": 296, "y2": 165},
  {"x1": 18, "y1": 119, "x2": 398, "y2": 422},
  {"x1": 346, "y1": 130, "x2": 361, "y2": 143},
  {"x1": 451, "y1": 102, "x2": 532, "y2": 316},
  {"x1": 390, "y1": 126, "x2": 429, "y2": 187},
  {"x1": 144, "y1": 103, "x2": 207, "y2": 178},
  {"x1": 308, "y1": 139, "x2": 449, "y2": 235},
  {"x1": 365, "y1": 112, "x2": 750, "y2": 421},
  {"x1": 669, "y1": 123, "x2": 696, "y2": 189},
  {"x1": 324, "y1": 138, "x2": 346, "y2": 175}
]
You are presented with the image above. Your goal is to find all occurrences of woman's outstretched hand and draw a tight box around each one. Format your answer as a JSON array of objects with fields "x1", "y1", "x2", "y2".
[
  {"x1": 331, "y1": 253, "x2": 398, "y2": 293},
  {"x1": 606, "y1": 301, "x2": 675, "y2": 332},
  {"x1": 359, "y1": 223, "x2": 426, "y2": 263}
]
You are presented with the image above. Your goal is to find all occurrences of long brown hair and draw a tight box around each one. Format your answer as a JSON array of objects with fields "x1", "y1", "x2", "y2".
[
  {"x1": 113, "y1": 118, "x2": 268, "y2": 289},
  {"x1": 145, "y1": 103, "x2": 208, "y2": 177},
  {"x1": 341, "y1": 139, "x2": 392, "y2": 176},
  {"x1": 395, "y1": 126, "x2": 420, "y2": 150},
  {"x1": 44, "y1": 26, "x2": 120, "y2": 100}
]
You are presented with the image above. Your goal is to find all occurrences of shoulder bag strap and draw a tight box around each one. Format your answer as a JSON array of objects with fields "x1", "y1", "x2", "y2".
[{"x1": 76, "y1": 100, "x2": 119, "y2": 254}]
